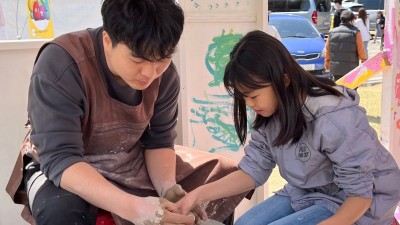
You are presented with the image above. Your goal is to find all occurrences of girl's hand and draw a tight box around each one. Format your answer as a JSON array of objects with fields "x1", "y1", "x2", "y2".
[
  {"x1": 130, "y1": 197, "x2": 195, "y2": 225},
  {"x1": 163, "y1": 184, "x2": 207, "y2": 224},
  {"x1": 176, "y1": 189, "x2": 208, "y2": 223}
]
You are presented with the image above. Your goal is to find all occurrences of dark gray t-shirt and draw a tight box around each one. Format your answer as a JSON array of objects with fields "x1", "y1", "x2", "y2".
[{"x1": 28, "y1": 27, "x2": 179, "y2": 185}]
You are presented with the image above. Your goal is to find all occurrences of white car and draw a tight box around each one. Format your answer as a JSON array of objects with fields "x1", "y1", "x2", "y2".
[
  {"x1": 342, "y1": 0, "x2": 385, "y2": 31},
  {"x1": 342, "y1": 2, "x2": 364, "y2": 17}
]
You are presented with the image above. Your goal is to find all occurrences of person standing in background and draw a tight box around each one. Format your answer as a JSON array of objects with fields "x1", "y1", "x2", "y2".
[
  {"x1": 325, "y1": 10, "x2": 367, "y2": 81},
  {"x1": 331, "y1": 0, "x2": 345, "y2": 29},
  {"x1": 354, "y1": 8, "x2": 370, "y2": 58},
  {"x1": 378, "y1": 11, "x2": 386, "y2": 50},
  {"x1": 373, "y1": 11, "x2": 384, "y2": 44}
]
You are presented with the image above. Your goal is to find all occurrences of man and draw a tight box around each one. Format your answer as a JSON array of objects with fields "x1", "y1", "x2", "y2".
[
  {"x1": 332, "y1": 0, "x2": 345, "y2": 29},
  {"x1": 6, "y1": 1, "x2": 247, "y2": 225},
  {"x1": 324, "y1": 10, "x2": 367, "y2": 81}
]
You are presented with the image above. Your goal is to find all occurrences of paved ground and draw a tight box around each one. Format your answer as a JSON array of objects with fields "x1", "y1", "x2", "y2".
[{"x1": 369, "y1": 38, "x2": 382, "y2": 56}]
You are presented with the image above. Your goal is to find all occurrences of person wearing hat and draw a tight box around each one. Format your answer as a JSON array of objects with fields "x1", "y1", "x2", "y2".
[
  {"x1": 332, "y1": 0, "x2": 345, "y2": 29},
  {"x1": 324, "y1": 9, "x2": 367, "y2": 81}
]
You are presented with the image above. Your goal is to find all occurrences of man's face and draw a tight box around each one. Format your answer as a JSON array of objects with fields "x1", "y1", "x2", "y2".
[
  {"x1": 102, "y1": 31, "x2": 172, "y2": 90},
  {"x1": 334, "y1": 2, "x2": 341, "y2": 9}
]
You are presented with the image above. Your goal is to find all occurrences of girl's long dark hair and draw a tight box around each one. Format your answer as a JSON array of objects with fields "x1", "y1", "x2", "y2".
[
  {"x1": 358, "y1": 8, "x2": 368, "y2": 26},
  {"x1": 224, "y1": 30, "x2": 343, "y2": 146}
]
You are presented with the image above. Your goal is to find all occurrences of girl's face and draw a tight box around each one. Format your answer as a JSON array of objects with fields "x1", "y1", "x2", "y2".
[{"x1": 239, "y1": 84, "x2": 279, "y2": 117}]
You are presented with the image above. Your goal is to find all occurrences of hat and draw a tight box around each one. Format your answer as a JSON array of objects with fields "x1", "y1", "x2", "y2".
[
  {"x1": 333, "y1": 0, "x2": 342, "y2": 4},
  {"x1": 340, "y1": 10, "x2": 355, "y2": 23}
]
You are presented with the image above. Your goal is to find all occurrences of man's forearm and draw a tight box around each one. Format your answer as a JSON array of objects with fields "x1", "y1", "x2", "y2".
[
  {"x1": 144, "y1": 147, "x2": 177, "y2": 197},
  {"x1": 60, "y1": 162, "x2": 138, "y2": 220}
]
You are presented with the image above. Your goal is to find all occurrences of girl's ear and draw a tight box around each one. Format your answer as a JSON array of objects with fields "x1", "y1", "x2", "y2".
[{"x1": 284, "y1": 74, "x2": 290, "y2": 87}]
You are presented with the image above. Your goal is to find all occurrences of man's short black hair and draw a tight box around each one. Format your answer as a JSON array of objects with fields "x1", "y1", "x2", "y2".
[
  {"x1": 101, "y1": 0, "x2": 184, "y2": 61},
  {"x1": 333, "y1": 0, "x2": 342, "y2": 4}
]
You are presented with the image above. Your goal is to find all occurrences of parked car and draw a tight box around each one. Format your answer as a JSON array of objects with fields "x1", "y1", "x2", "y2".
[
  {"x1": 268, "y1": 0, "x2": 333, "y2": 35},
  {"x1": 342, "y1": 2, "x2": 364, "y2": 16},
  {"x1": 343, "y1": 0, "x2": 385, "y2": 31},
  {"x1": 269, "y1": 14, "x2": 328, "y2": 77}
]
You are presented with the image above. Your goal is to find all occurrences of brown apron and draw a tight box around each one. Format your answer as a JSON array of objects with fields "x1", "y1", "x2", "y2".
[{"x1": 6, "y1": 30, "x2": 249, "y2": 225}]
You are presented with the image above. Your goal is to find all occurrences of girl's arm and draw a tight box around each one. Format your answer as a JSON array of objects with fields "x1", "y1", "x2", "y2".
[
  {"x1": 178, "y1": 170, "x2": 255, "y2": 215},
  {"x1": 318, "y1": 107, "x2": 377, "y2": 225},
  {"x1": 317, "y1": 196, "x2": 372, "y2": 225}
]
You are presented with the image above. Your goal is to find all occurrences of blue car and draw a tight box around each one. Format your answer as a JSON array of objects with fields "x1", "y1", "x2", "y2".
[{"x1": 269, "y1": 14, "x2": 328, "y2": 77}]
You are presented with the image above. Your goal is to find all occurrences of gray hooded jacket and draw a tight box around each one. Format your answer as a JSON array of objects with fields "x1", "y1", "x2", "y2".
[{"x1": 239, "y1": 86, "x2": 400, "y2": 225}]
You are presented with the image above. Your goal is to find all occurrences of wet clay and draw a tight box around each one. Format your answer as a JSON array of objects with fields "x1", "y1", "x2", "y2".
[{"x1": 133, "y1": 197, "x2": 164, "y2": 225}]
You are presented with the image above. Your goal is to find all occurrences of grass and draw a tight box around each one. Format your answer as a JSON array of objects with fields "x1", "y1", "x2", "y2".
[{"x1": 267, "y1": 83, "x2": 383, "y2": 196}]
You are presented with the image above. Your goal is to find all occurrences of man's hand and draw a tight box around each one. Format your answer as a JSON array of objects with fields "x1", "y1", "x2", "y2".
[
  {"x1": 130, "y1": 197, "x2": 195, "y2": 225},
  {"x1": 163, "y1": 184, "x2": 208, "y2": 224}
]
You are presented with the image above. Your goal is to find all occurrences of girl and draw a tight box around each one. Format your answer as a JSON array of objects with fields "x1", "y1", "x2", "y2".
[
  {"x1": 354, "y1": 8, "x2": 370, "y2": 58},
  {"x1": 378, "y1": 11, "x2": 386, "y2": 50},
  {"x1": 373, "y1": 11, "x2": 383, "y2": 43},
  {"x1": 178, "y1": 30, "x2": 400, "y2": 225}
]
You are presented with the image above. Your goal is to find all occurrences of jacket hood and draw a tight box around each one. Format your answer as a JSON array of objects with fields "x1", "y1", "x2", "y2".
[{"x1": 302, "y1": 86, "x2": 359, "y2": 122}]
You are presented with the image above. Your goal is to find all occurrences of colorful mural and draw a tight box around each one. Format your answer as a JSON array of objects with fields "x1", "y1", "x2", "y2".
[
  {"x1": 386, "y1": 0, "x2": 400, "y2": 220},
  {"x1": 205, "y1": 29, "x2": 242, "y2": 87},
  {"x1": 189, "y1": 29, "x2": 255, "y2": 153},
  {"x1": 189, "y1": 94, "x2": 255, "y2": 153},
  {"x1": 383, "y1": 0, "x2": 396, "y2": 64}
]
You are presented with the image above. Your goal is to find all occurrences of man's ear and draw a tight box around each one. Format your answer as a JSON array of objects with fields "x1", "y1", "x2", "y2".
[
  {"x1": 284, "y1": 74, "x2": 290, "y2": 87},
  {"x1": 103, "y1": 31, "x2": 112, "y2": 49}
]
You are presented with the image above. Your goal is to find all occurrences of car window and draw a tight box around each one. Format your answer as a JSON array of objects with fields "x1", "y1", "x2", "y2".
[
  {"x1": 355, "y1": 0, "x2": 384, "y2": 10},
  {"x1": 269, "y1": 0, "x2": 288, "y2": 12},
  {"x1": 349, "y1": 5, "x2": 363, "y2": 12},
  {"x1": 270, "y1": 19, "x2": 320, "y2": 38},
  {"x1": 269, "y1": 0, "x2": 311, "y2": 12},
  {"x1": 314, "y1": 0, "x2": 331, "y2": 12}
]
